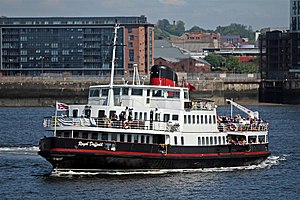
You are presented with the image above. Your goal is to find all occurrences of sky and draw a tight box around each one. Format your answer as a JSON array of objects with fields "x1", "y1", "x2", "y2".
[{"x1": 0, "y1": 0, "x2": 290, "y2": 31}]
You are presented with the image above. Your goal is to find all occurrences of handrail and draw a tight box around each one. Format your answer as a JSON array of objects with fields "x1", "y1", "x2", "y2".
[{"x1": 43, "y1": 116, "x2": 170, "y2": 132}]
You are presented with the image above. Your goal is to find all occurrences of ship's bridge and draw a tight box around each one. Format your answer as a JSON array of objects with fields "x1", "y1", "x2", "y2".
[{"x1": 88, "y1": 84, "x2": 190, "y2": 110}]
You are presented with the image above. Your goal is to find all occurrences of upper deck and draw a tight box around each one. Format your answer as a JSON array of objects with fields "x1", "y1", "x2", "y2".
[{"x1": 88, "y1": 84, "x2": 190, "y2": 110}]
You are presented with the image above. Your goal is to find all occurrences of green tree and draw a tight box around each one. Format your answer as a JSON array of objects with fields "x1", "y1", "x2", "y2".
[
  {"x1": 225, "y1": 56, "x2": 240, "y2": 73},
  {"x1": 204, "y1": 54, "x2": 225, "y2": 70},
  {"x1": 216, "y1": 23, "x2": 255, "y2": 43}
]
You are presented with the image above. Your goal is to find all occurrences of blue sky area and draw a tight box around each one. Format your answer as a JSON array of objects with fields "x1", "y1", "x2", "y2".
[{"x1": 0, "y1": 0, "x2": 289, "y2": 31}]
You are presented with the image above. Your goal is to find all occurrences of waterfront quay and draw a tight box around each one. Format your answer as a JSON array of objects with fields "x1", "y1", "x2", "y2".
[{"x1": 0, "y1": 73, "x2": 261, "y2": 106}]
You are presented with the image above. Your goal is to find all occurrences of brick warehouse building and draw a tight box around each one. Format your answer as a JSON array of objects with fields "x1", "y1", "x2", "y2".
[{"x1": 0, "y1": 16, "x2": 154, "y2": 77}]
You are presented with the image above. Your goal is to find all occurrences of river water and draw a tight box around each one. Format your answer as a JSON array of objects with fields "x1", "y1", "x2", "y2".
[{"x1": 0, "y1": 105, "x2": 299, "y2": 199}]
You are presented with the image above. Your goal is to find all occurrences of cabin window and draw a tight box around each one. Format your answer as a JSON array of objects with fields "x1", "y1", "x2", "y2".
[
  {"x1": 92, "y1": 133, "x2": 98, "y2": 139},
  {"x1": 258, "y1": 135, "x2": 265, "y2": 143},
  {"x1": 56, "y1": 132, "x2": 62, "y2": 137},
  {"x1": 206, "y1": 137, "x2": 209, "y2": 145},
  {"x1": 120, "y1": 134, "x2": 124, "y2": 142},
  {"x1": 198, "y1": 137, "x2": 201, "y2": 145},
  {"x1": 214, "y1": 136, "x2": 217, "y2": 144},
  {"x1": 218, "y1": 136, "x2": 221, "y2": 144},
  {"x1": 134, "y1": 112, "x2": 138, "y2": 120},
  {"x1": 248, "y1": 136, "x2": 257, "y2": 143},
  {"x1": 155, "y1": 113, "x2": 160, "y2": 121},
  {"x1": 184, "y1": 91, "x2": 188, "y2": 99},
  {"x1": 109, "y1": 110, "x2": 116, "y2": 118},
  {"x1": 188, "y1": 115, "x2": 191, "y2": 124},
  {"x1": 82, "y1": 132, "x2": 88, "y2": 139},
  {"x1": 152, "y1": 90, "x2": 163, "y2": 97},
  {"x1": 192, "y1": 115, "x2": 195, "y2": 124},
  {"x1": 127, "y1": 135, "x2": 132, "y2": 142},
  {"x1": 146, "y1": 135, "x2": 150, "y2": 143},
  {"x1": 164, "y1": 114, "x2": 170, "y2": 122},
  {"x1": 147, "y1": 89, "x2": 151, "y2": 96},
  {"x1": 102, "y1": 133, "x2": 108, "y2": 140},
  {"x1": 84, "y1": 109, "x2": 91, "y2": 117},
  {"x1": 132, "y1": 89, "x2": 143, "y2": 96},
  {"x1": 205, "y1": 115, "x2": 208, "y2": 124},
  {"x1": 184, "y1": 115, "x2": 187, "y2": 124},
  {"x1": 167, "y1": 90, "x2": 179, "y2": 98},
  {"x1": 213, "y1": 115, "x2": 216, "y2": 124},
  {"x1": 73, "y1": 131, "x2": 79, "y2": 138},
  {"x1": 138, "y1": 112, "x2": 142, "y2": 120},
  {"x1": 89, "y1": 89, "x2": 100, "y2": 97},
  {"x1": 64, "y1": 132, "x2": 70, "y2": 138},
  {"x1": 174, "y1": 136, "x2": 177, "y2": 145},
  {"x1": 202, "y1": 137, "x2": 205, "y2": 145},
  {"x1": 111, "y1": 133, "x2": 117, "y2": 141},
  {"x1": 222, "y1": 136, "x2": 226, "y2": 144},
  {"x1": 197, "y1": 115, "x2": 200, "y2": 124},
  {"x1": 141, "y1": 135, "x2": 145, "y2": 143},
  {"x1": 181, "y1": 136, "x2": 184, "y2": 145},
  {"x1": 210, "y1": 137, "x2": 213, "y2": 145},
  {"x1": 201, "y1": 115, "x2": 204, "y2": 124},
  {"x1": 144, "y1": 112, "x2": 147, "y2": 121},
  {"x1": 133, "y1": 135, "x2": 139, "y2": 143},
  {"x1": 113, "y1": 88, "x2": 120, "y2": 95},
  {"x1": 167, "y1": 91, "x2": 180, "y2": 99},
  {"x1": 172, "y1": 114, "x2": 179, "y2": 120},
  {"x1": 102, "y1": 89, "x2": 108, "y2": 96},
  {"x1": 98, "y1": 110, "x2": 105, "y2": 118},
  {"x1": 122, "y1": 88, "x2": 129, "y2": 95},
  {"x1": 73, "y1": 109, "x2": 79, "y2": 118},
  {"x1": 209, "y1": 115, "x2": 212, "y2": 124}
]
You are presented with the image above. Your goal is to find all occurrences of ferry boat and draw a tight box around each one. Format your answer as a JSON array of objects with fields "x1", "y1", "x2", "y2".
[{"x1": 38, "y1": 23, "x2": 270, "y2": 172}]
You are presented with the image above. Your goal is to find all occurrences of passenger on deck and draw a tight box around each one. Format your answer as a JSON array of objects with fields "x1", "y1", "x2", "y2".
[{"x1": 119, "y1": 111, "x2": 126, "y2": 122}]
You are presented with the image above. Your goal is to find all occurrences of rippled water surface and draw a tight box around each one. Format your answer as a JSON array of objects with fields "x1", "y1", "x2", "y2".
[{"x1": 0, "y1": 105, "x2": 299, "y2": 199}]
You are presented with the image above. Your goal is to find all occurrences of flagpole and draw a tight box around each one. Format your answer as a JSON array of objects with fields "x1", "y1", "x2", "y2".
[{"x1": 54, "y1": 101, "x2": 57, "y2": 136}]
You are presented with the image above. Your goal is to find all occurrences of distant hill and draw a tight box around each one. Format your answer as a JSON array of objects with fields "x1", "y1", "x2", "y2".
[{"x1": 154, "y1": 19, "x2": 255, "y2": 43}]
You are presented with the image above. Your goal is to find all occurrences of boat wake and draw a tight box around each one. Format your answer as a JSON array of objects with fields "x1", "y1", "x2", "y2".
[
  {"x1": 49, "y1": 155, "x2": 285, "y2": 177},
  {"x1": 0, "y1": 146, "x2": 39, "y2": 156}
]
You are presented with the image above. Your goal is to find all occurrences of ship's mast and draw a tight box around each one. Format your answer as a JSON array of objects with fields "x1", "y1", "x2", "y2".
[{"x1": 108, "y1": 22, "x2": 120, "y2": 107}]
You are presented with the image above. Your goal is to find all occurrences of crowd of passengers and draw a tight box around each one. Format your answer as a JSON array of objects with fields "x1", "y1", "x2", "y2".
[
  {"x1": 101, "y1": 111, "x2": 144, "y2": 129},
  {"x1": 217, "y1": 114, "x2": 268, "y2": 132}
]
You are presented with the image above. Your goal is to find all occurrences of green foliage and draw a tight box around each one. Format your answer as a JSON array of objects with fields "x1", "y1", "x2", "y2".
[
  {"x1": 155, "y1": 19, "x2": 185, "y2": 37},
  {"x1": 216, "y1": 23, "x2": 255, "y2": 42},
  {"x1": 204, "y1": 54, "x2": 226, "y2": 69},
  {"x1": 155, "y1": 19, "x2": 255, "y2": 43},
  {"x1": 187, "y1": 26, "x2": 214, "y2": 33},
  {"x1": 225, "y1": 56, "x2": 240, "y2": 72}
]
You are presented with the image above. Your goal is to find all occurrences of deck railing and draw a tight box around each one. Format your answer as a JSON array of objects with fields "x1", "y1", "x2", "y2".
[{"x1": 43, "y1": 116, "x2": 170, "y2": 132}]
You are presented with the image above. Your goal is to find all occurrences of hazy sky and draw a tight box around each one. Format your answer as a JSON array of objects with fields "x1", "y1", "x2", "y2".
[{"x1": 0, "y1": 0, "x2": 290, "y2": 31}]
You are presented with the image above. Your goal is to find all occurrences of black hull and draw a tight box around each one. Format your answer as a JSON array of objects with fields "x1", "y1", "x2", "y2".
[{"x1": 38, "y1": 137, "x2": 271, "y2": 170}]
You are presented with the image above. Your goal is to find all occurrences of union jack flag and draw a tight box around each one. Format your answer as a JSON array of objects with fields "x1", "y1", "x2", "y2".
[{"x1": 56, "y1": 102, "x2": 69, "y2": 111}]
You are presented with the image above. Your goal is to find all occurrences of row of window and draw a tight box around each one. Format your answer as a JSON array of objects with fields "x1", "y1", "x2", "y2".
[
  {"x1": 184, "y1": 114, "x2": 216, "y2": 125},
  {"x1": 89, "y1": 87, "x2": 186, "y2": 99},
  {"x1": 56, "y1": 131, "x2": 153, "y2": 144}
]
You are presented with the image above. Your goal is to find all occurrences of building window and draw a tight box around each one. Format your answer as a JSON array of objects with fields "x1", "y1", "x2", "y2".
[
  {"x1": 174, "y1": 136, "x2": 177, "y2": 145},
  {"x1": 129, "y1": 49, "x2": 134, "y2": 61},
  {"x1": 181, "y1": 136, "x2": 184, "y2": 145},
  {"x1": 128, "y1": 42, "x2": 133, "y2": 47},
  {"x1": 128, "y1": 35, "x2": 134, "y2": 40}
]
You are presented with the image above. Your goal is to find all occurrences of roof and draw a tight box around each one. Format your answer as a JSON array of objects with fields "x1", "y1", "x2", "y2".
[{"x1": 154, "y1": 40, "x2": 189, "y2": 60}]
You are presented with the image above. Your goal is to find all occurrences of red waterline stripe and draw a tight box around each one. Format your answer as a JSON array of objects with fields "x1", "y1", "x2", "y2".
[{"x1": 50, "y1": 148, "x2": 270, "y2": 158}]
